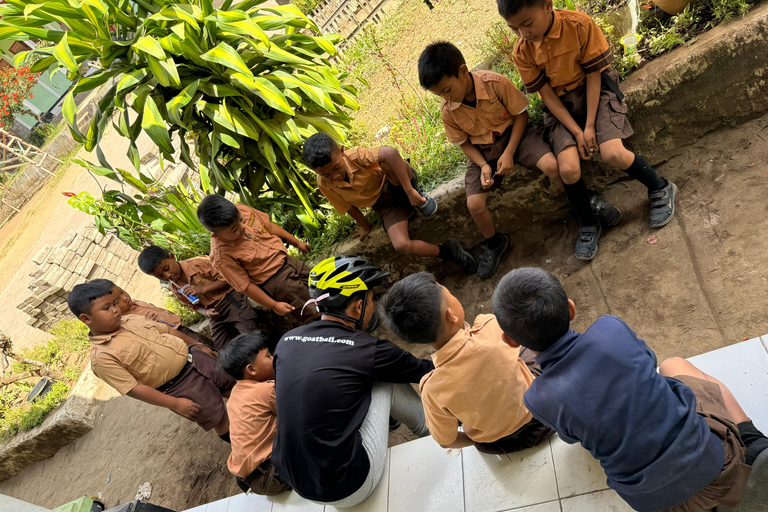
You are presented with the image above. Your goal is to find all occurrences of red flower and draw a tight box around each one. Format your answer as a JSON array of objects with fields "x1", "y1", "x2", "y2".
[
  {"x1": 0, "y1": 123, "x2": 5, "y2": 127},
  {"x1": 29, "y1": 94, "x2": 33, "y2": 98},
  {"x1": 62, "y1": 192, "x2": 76, "y2": 197},
  {"x1": 11, "y1": 93, "x2": 17, "y2": 99}
]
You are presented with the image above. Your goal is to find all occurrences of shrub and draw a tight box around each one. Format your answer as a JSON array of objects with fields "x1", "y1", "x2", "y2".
[
  {"x1": 0, "y1": 381, "x2": 70, "y2": 442},
  {"x1": 165, "y1": 293, "x2": 205, "y2": 327},
  {"x1": 0, "y1": 66, "x2": 39, "y2": 129}
]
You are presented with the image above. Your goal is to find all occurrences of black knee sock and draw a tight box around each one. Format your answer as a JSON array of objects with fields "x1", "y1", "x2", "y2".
[
  {"x1": 622, "y1": 155, "x2": 667, "y2": 191},
  {"x1": 484, "y1": 232, "x2": 505, "y2": 249},
  {"x1": 563, "y1": 179, "x2": 598, "y2": 226},
  {"x1": 738, "y1": 420, "x2": 768, "y2": 465},
  {"x1": 219, "y1": 432, "x2": 231, "y2": 444}
]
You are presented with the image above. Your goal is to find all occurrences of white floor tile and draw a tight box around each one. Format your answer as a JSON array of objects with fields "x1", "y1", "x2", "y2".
[
  {"x1": 389, "y1": 436, "x2": 464, "y2": 512},
  {"x1": 561, "y1": 490, "x2": 633, "y2": 512},
  {"x1": 463, "y1": 443, "x2": 559, "y2": 512},
  {"x1": 760, "y1": 336, "x2": 768, "y2": 355},
  {"x1": 270, "y1": 491, "x2": 324, "y2": 512},
  {"x1": 504, "y1": 501, "x2": 562, "y2": 512},
  {"x1": 181, "y1": 507, "x2": 207, "y2": 512},
  {"x1": 205, "y1": 498, "x2": 231, "y2": 512},
  {"x1": 549, "y1": 435, "x2": 608, "y2": 498},
  {"x1": 325, "y1": 450, "x2": 390, "y2": 512},
  {"x1": 227, "y1": 491, "x2": 273, "y2": 512}
]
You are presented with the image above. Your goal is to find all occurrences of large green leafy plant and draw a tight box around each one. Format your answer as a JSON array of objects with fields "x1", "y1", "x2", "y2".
[{"x1": 0, "y1": 0, "x2": 358, "y2": 227}]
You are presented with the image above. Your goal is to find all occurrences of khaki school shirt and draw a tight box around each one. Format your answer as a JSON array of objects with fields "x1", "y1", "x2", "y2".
[
  {"x1": 419, "y1": 314, "x2": 535, "y2": 445},
  {"x1": 440, "y1": 70, "x2": 530, "y2": 146},
  {"x1": 317, "y1": 147, "x2": 385, "y2": 215},
  {"x1": 126, "y1": 299, "x2": 181, "y2": 327},
  {"x1": 210, "y1": 204, "x2": 287, "y2": 292},
  {"x1": 513, "y1": 9, "x2": 613, "y2": 96},
  {"x1": 171, "y1": 256, "x2": 231, "y2": 308},
  {"x1": 227, "y1": 380, "x2": 278, "y2": 478},
  {"x1": 89, "y1": 314, "x2": 189, "y2": 395}
]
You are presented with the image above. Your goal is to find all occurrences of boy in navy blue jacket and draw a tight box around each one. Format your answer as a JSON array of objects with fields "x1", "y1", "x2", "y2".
[{"x1": 492, "y1": 267, "x2": 767, "y2": 511}]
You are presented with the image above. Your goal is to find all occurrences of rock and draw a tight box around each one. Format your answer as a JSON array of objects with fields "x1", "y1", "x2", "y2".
[
  {"x1": 374, "y1": 125, "x2": 391, "y2": 140},
  {"x1": 135, "y1": 482, "x2": 152, "y2": 501}
]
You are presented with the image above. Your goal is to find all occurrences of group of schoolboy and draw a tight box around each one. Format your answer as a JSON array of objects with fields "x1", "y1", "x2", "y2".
[{"x1": 65, "y1": 0, "x2": 766, "y2": 510}]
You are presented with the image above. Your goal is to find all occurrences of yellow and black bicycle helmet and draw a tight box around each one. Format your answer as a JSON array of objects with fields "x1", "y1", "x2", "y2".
[{"x1": 308, "y1": 255, "x2": 390, "y2": 312}]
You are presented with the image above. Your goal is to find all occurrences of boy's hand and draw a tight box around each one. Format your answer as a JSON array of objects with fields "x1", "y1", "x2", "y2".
[
  {"x1": 272, "y1": 302, "x2": 295, "y2": 316},
  {"x1": 355, "y1": 224, "x2": 371, "y2": 240},
  {"x1": 295, "y1": 240, "x2": 311, "y2": 254},
  {"x1": 172, "y1": 398, "x2": 201, "y2": 420},
  {"x1": 575, "y1": 131, "x2": 592, "y2": 160},
  {"x1": 481, "y1": 163, "x2": 494, "y2": 189},
  {"x1": 185, "y1": 284, "x2": 203, "y2": 297},
  {"x1": 197, "y1": 345, "x2": 217, "y2": 358},
  {"x1": 583, "y1": 126, "x2": 598, "y2": 156},
  {"x1": 496, "y1": 152, "x2": 515, "y2": 176}
]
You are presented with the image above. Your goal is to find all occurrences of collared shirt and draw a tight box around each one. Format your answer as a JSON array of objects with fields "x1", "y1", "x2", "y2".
[
  {"x1": 210, "y1": 204, "x2": 287, "y2": 292},
  {"x1": 272, "y1": 320, "x2": 434, "y2": 502},
  {"x1": 170, "y1": 256, "x2": 231, "y2": 308},
  {"x1": 227, "y1": 380, "x2": 278, "y2": 479},
  {"x1": 419, "y1": 314, "x2": 534, "y2": 445},
  {"x1": 126, "y1": 299, "x2": 181, "y2": 327},
  {"x1": 440, "y1": 70, "x2": 530, "y2": 146},
  {"x1": 89, "y1": 314, "x2": 189, "y2": 395},
  {"x1": 513, "y1": 9, "x2": 613, "y2": 96},
  {"x1": 525, "y1": 315, "x2": 724, "y2": 512},
  {"x1": 317, "y1": 147, "x2": 385, "y2": 215}
]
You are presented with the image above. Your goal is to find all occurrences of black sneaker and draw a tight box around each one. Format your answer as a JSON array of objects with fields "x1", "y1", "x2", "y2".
[
  {"x1": 648, "y1": 180, "x2": 677, "y2": 228},
  {"x1": 442, "y1": 239, "x2": 477, "y2": 274},
  {"x1": 575, "y1": 224, "x2": 602, "y2": 261},
  {"x1": 590, "y1": 195, "x2": 621, "y2": 227},
  {"x1": 477, "y1": 233, "x2": 510, "y2": 279}
]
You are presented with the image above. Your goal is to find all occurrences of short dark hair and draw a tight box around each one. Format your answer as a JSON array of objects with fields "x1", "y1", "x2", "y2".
[
  {"x1": 138, "y1": 246, "x2": 170, "y2": 274},
  {"x1": 492, "y1": 267, "x2": 570, "y2": 352},
  {"x1": 218, "y1": 331, "x2": 268, "y2": 380},
  {"x1": 197, "y1": 194, "x2": 240, "y2": 230},
  {"x1": 68, "y1": 279, "x2": 115, "y2": 318},
  {"x1": 418, "y1": 41, "x2": 466, "y2": 90},
  {"x1": 381, "y1": 272, "x2": 444, "y2": 344},
  {"x1": 302, "y1": 132, "x2": 338, "y2": 169},
  {"x1": 319, "y1": 290, "x2": 367, "y2": 315},
  {"x1": 497, "y1": 0, "x2": 547, "y2": 19}
]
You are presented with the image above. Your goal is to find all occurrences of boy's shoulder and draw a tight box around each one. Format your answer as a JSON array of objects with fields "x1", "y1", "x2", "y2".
[
  {"x1": 558, "y1": 8, "x2": 599, "y2": 28},
  {"x1": 473, "y1": 69, "x2": 513, "y2": 85},
  {"x1": 344, "y1": 146, "x2": 381, "y2": 167},
  {"x1": 180, "y1": 255, "x2": 216, "y2": 273}
]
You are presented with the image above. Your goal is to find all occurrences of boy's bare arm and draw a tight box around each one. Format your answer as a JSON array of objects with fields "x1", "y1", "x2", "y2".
[
  {"x1": 497, "y1": 110, "x2": 530, "y2": 176},
  {"x1": 347, "y1": 206, "x2": 372, "y2": 240},
  {"x1": 583, "y1": 71, "x2": 601, "y2": 156},
  {"x1": 168, "y1": 327, "x2": 217, "y2": 357},
  {"x1": 265, "y1": 221, "x2": 311, "y2": 254},
  {"x1": 378, "y1": 146, "x2": 423, "y2": 205},
  {"x1": 127, "y1": 383, "x2": 201, "y2": 420},
  {"x1": 538, "y1": 83, "x2": 591, "y2": 159},
  {"x1": 244, "y1": 281, "x2": 295, "y2": 317}
]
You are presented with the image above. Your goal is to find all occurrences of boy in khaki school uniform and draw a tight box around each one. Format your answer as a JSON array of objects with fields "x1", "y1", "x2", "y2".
[
  {"x1": 418, "y1": 42, "x2": 563, "y2": 278},
  {"x1": 501, "y1": 0, "x2": 677, "y2": 260},
  {"x1": 381, "y1": 272, "x2": 552, "y2": 452},
  {"x1": 302, "y1": 133, "x2": 477, "y2": 274},
  {"x1": 68, "y1": 280, "x2": 235, "y2": 441},
  {"x1": 138, "y1": 246, "x2": 258, "y2": 351},
  {"x1": 197, "y1": 195, "x2": 317, "y2": 322}
]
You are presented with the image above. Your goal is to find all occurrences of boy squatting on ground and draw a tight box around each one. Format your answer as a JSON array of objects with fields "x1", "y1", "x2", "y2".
[
  {"x1": 196, "y1": 194, "x2": 317, "y2": 322},
  {"x1": 218, "y1": 331, "x2": 291, "y2": 496},
  {"x1": 382, "y1": 272, "x2": 552, "y2": 453},
  {"x1": 68, "y1": 280, "x2": 236, "y2": 441},
  {"x1": 492, "y1": 267, "x2": 768, "y2": 511},
  {"x1": 500, "y1": 0, "x2": 677, "y2": 260},
  {"x1": 138, "y1": 246, "x2": 258, "y2": 351},
  {"x1": 302, "y1": 133, "x2": 477, "y2": 274}
]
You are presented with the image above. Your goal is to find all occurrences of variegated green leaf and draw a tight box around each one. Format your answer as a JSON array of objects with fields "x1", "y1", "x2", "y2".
[
  {"x1": 230, "y1": 72, "x2": 292, "y2": 115},
  {"x1": 53, "y1": 32, "x2": 78, "y2": 74},
  {"x1": 167, "y1": 79, "x2": 200, "y2": 128},
  {"x1": 133, "y1": 36, "x2": 166, "y2": 59},
  {"x1": 200, "y1": 42, "x2": 253, "y2": 78},
  {"x1": 142, "y1": 96, "x2": 175, "y2": 156}
]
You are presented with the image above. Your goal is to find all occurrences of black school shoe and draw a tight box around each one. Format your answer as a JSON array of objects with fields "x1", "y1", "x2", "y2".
[
  {"x1": 477, "y1": 233, "x2": 510, "y2": 279},
  {"x1": 442, "y1": 239, "x2": 477, "y2": 274},
  {"x1": 648, "y1": 180, "x2": 678, "y2": 228},
  {"x1": 590, "y1": 195, "x2": 621, "y2": 227},
  {"x1": 574, "y1": 224, "x2": 602, "y2": 261}
]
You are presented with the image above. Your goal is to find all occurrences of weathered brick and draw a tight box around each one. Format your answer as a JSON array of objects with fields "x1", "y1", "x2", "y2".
[
  {"x1": 46, "y1": 247, "x2": 64, "y2": 265},
  {"x1": 76, "y1": 238, "x2": 91, "y2": 257},
  {"x1": 72, "y1": 257, "x2": 93, "y2": 276},
  {"x1": 29, "y1": 267, "x2": 45, "y2": 279},
  {"x1": 38, "y1": 286, "x2": 62, "y2": 301},
  {"x1": 64, "y1": 272, "x2": 81, "y2": 291},
  {"x1": 91, "y1": 245, "x2": 105, "y2": 263},
  {"x1": 102, "y1": 252, "x2": 115, "y2": 269},
  {"x1": 28, "y1": 297, "x2": 44, "y2": 308},
  {"x1": 32, "y1": 245, "x2": 52, "y2": 265},
  {"x1": 100, "y1": 235, "x2": 111, "y2": 248},
  {"x1": 46, "y1": 267, "x2": 66, "y2": 287},
  {"x1": 61, "y1": 230, "x2": 77, "y2": 247},
  {"x1": 67, "y1": 233, "x2": 81, "y2": 250},
  {"x1": 54, "y1": 270, "x2": 73, "y2": 290},
  {"x1": 60, "y1": 250, "x2": 76, "y2": 270},
  {"x1": 40, "y1": 302, "x2": 54, "y2": 313},
  {"x1": 56, "y1": 302, "x2": 70, "y2": 312},
  {"x1": 26, "y1": 317, "x2": 37, "y2": 326}
]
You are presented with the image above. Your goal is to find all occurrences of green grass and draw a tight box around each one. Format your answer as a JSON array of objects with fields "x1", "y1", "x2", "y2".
[
  {"x1": 10, "y1": 320, "x2": 90, "y2": 374},
  {"x1": 0, "y1": 381, "x2": 70, "y2": 442},
  {"x1": 165, "y1": 292, "x2": 205, "y2": 327}
]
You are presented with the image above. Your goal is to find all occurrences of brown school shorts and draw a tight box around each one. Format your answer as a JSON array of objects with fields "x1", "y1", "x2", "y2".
[
  {"x1": 661, "y1": 375, "x2": 752, "y2": 512},
  {"x1": 465, "y1": 124, "x2": 552, "y2": 197},
  {"x1": 371, "y1": 162, "x2": 418, "y2": 231},
  {"x1": 160, "y1": 345, "x2": 236, "y2": 431},
  {"x1": 209, "y1": 291, "x2": 258, "y2": 351},
  {"x1": 544, "y1": 68, "x2": 634, "y2": 156},
  {"x1": 236, "y1": 458, "x2": 292, "y2": 496},
  {"x1": 259, "y1": 256, "x2": 316, "y2": 322}
]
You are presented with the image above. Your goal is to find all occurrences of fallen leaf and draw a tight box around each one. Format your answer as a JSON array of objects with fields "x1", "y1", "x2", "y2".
[{"x1": 647, "y1": 236, "x2": 658, "y2": 244}]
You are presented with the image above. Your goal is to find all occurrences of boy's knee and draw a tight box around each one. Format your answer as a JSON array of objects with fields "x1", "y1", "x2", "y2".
[
  {"x1": 391, "y1": 238, "x2": 413, "y2": 254},
  {"x1": 467, "y1": 195, "x2": 487, "y2": 217},
  {"x1": 659, "y1": 357, "x2": 688, "y2": 377},
  {"x1": 601, "y1": 145, "x2": 632, "y2": 169},
  {"x1": 559, "y1": 162, "x2": 581, "y2": 184},
  {"x1": 537, "y1": 155, "x2": 559, "y2": 178}
]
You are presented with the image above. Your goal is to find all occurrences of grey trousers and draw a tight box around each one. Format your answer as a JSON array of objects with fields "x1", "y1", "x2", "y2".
[{"x1": 318, "y1": 382, "x2": 428, "y2": 508}]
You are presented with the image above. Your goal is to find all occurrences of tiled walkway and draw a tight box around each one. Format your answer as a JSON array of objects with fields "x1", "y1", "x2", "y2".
[{"x1": 184, "y1": 337, "x2": 768, "y2": 512}]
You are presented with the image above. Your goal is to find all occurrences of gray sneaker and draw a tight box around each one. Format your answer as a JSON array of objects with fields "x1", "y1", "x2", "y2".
[
  {"x1": 416, "y1": 194, "x2": 438, "y2": 218},
  {"x1": 590, "y1": 195, "x2": 621, "y2": 227},
  {"x1": 648, "y1": 181, "x2": 677, "y2": 228},
  {"x1": 477, "y1": 233, "x2": 510, "y2": 279},
  {"x1": 575, "y1": 224, "x2": 601, "y2": 261},
  {"x1": 442, "y1": 239, "x2": 477, "y2": 274}
]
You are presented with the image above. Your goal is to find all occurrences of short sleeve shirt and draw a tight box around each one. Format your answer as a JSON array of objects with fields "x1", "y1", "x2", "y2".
[
  {"x1": 171, "y1": 256, "x2": 231, "y2": 308},
  {"x1": 89, "y1": 314, "x2": 189, "y2": 395},
  {"x1": 419, "y1": 314, "x2": 534, "y2": 445},
  {"x1": 227, "y1": 380, "x2": 278, "y2": 479},
  {"x1": 513, "y1": 9, "x2": 613, "y2": 96},
  {"x1": 210, "y1": 205, "x2": 287, "y2": 292},
  {"x1": 440, "y1": 70, "x2": 530, "y2": 146},
  {"x1": 126, "y1": 300, "x2": 181, "y2": 327},
  {"x1": 317, "y1": 147, "x2": 385, "y2": 215}
]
